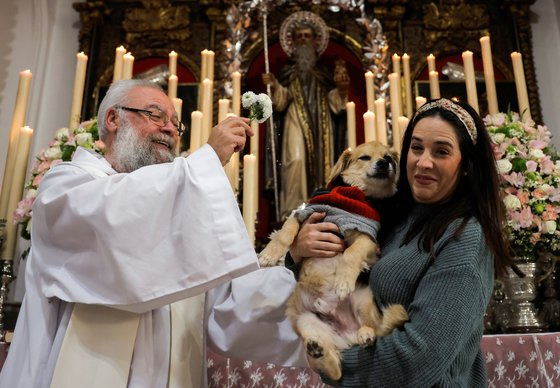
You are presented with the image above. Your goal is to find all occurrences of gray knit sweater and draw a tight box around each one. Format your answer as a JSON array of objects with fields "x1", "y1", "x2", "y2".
[{"x1": 326, "y1": 210, "x2": 494, "y2": 387}]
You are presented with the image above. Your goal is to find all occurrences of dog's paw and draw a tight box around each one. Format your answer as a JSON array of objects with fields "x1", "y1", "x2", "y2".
[
  {"x1": 258, "y1": 242, "x2": 288, "y2": 267},
  {"x1": 357, "y1": 326, "x2": 376, "y2": 346},
  {"x1": 333, "y1": 279, "x2": 355, "y2": 300},
  {"x1": 305, "y1": 340, "x2": 324, "y2": 359}
]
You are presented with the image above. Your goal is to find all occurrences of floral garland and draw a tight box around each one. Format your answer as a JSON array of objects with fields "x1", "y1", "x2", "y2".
[
  {"x1": 14, "y1": 119, "x2": 104, "y2": 239},
  {"x1": 485, "y1": 112, "x2": 560, "y2": 259}
]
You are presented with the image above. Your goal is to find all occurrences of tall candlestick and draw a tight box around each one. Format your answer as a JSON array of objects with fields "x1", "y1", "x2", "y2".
[
  {"x1": 389, "y1": 72, "x2": 402, "y2": 118},
  {"x1": 168, "y1": 74, "x2": 178, "y2": 99},
  {"x1": 429, "y1": 71, "x2": 440, "y2": 99},
  {"x1": 122, "y1": 53, "x2": 134, "y2": 80},
  {"x1": 427, "y1": 53, "x2": 436, "y2": 73},
  {"x1": 172, "y1": 97, "x2": 183, "y2": 122},
  {"x1": 2, "y1": 126, "x2": 33, "y2": 260},
  {"x1": 218, "y1": 99, "x2": 230, "y2": 123},
  {"x1": 462, "y1": 50, "x2": 479, "y2": 113},
  {"x1": 416, "y1": 96, "x2": 427, "y2": 110},
  {"x1": 402, "y1": 53, "x2": 413, "y2": 118},
  {"x1": 480, "y1": 36, "x2": 499, "y2": 115},
  {"x1": 200, "y1": 79, "x2": 213, "y2": 144},
  {"x1": 363, "y1": 111, "x2": 376, "y2": 143},
  {"x1": 69, "y1": 52, "x2": 88, "y2": 130},
  {"x1": 224, "y1": 152, "x2": 240, "y2": 193},
  {"x1": 346, "y1": 101, "x2": 356, "y2": 149},
  {"x1": 242, "y1": 154, "x2": 256, "y2": 245},
  {"x1": 232, "y1": 71, "x2": 241, "y2": 116},
  {"x1": 374, "y1": 98, "x2": 388, "y2": 146},
  {"x1": 0, "y1": 70, "x2": 32, "y2": 220},
  {"x1": 511, "y1": 52, "x2": 531, "y2": 121},
  {"x1": 189, "y1": 111, "x2": 203, "y2": 152},
  {"x1": 396, "y1": 116, "x2": 409, "y2": 155},
  {"x1": 250, "y1": 120, "x2": 259, "y2": 157},
  {"x1": 169, "y1": 50, "x2": 178, "y2": 76},
  {"x1": 205, "y1": 50, "x2": 215, "y2": 81},
  {"x1": 365, "y1": 71, "x2": 375, "y2": 112},
  {"x1": 113, "y1": 46, "x2": 126, "y2": 82},
  {"x1": 392, "y1": 54, "x2": 401, "y2": 76},
  {"x1": 200, "y1": 50, "x2": 208, "y2": 81}
]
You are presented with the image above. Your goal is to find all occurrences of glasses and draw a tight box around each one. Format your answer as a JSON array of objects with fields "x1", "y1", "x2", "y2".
[{"x1": 116, "y1": 105, "x2": 186, "y2": 136}]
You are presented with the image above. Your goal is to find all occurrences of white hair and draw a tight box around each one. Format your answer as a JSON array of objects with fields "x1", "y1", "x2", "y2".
[{"x1": 97, "y1": 79, "x2": 164, "y2": 140}]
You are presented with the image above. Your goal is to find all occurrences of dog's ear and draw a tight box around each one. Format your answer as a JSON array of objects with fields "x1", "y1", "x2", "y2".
[
  {"x1": 327, "y1": 148, "x2": 353, "y2": 185},
  {"x1": 389, "y1": 150, "x2": 400, "y2": 166}
]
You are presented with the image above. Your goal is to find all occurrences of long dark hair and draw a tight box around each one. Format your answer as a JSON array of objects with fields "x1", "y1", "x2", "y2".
[{"x1": 383, "y1": 99, "x2": 513, "y2": 277}]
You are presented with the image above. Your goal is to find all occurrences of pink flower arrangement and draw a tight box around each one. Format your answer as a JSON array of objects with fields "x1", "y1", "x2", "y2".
[
  {"x1": 485, "y1": 112, "x2": 560, "y2": 259},
  {"x1": 14, "y1": 119, "x2": 104, "y2": 239}
]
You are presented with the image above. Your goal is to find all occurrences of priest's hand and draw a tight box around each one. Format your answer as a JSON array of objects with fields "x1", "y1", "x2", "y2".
[{"x1": 207, "y1": 116, "x2": 253, "y2": 165}]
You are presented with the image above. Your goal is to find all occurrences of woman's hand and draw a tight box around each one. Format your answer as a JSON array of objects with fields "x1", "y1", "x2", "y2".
[{"x1": 289, "y1": 212, "x2": 345, "y2": 264}]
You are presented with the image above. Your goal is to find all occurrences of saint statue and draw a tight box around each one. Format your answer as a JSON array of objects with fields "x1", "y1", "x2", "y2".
[{"x1": 262, "y1": 11, "x2": 350, "y2": 219}]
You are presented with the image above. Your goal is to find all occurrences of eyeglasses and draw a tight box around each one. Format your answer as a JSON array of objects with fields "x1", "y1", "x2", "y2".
[{"x1": 116, "y1": 105, "x2": 186, "y2": 136}]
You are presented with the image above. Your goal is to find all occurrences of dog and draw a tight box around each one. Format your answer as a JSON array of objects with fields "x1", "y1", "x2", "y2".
[{"x1": 258, "y1": 141, "x2": 408, "y2": 381}]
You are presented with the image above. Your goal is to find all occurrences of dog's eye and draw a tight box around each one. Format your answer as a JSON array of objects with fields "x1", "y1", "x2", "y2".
[{"x1": 358, "y1": 155, "x2": 372, "y2": 161}]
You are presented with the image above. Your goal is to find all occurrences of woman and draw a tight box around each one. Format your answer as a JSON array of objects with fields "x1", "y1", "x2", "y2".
[{"x1": 289, "y1": 98, "x2": 514, "y2": 387}]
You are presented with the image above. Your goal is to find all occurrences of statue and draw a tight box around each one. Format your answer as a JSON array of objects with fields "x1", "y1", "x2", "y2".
[{"x1": 262, "y1": 11, "x2": 349, "y2": 219}]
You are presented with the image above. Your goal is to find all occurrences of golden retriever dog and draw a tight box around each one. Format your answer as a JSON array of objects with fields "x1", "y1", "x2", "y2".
[{"x1": 258, "y1": 141, "x2": 408, "y2": 381}]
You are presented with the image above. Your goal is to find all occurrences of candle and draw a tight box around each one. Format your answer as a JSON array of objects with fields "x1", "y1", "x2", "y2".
[
  {"x1": 113, "y1": 46, "x2": 126, "y2": 82},
  {"x1": 511, "y1": 52, "x2": 531, "y2": 121},
  {"x1": 416, "y1": 96, "x2": 427, "y2": 110},
  {"x1": 201, "y1": 79, "x2": 213, "y2": 144},
  {"x1": 480, "y1": 36, "x2": 499, "y2": 115},
  {"x1": 427, "y1": 53, "x2": 436, "y2": 73},
  {"x1": 122, "y1": 53, "x2": 134, "y2": 80},
  {"x1": 224, "y1": 152, "x2": 240, "y2": 193},
  {"x1": 346, "y1": 101, "x2": 356, "y2": 149},
  {"x1": 402, "y1": 53, "x2": 413, "y2": 118},
  {"x1": 69, "y1": 52, "x2": 88, "y2": 130},
  {"x1": 392, "y1": 54, "x2": 401, "y2": 76},
  {"x1": 250, "y1": 120, "x2": 259, "y2": 157},
  {"x1": 232, "y1": 71, "x2": 241, "y2": 116},
  {"x1": 462, "y1": 50, "x2": 479, "y2": 113},
  {"x1": 189, "y1": 111, "x2": 203, "y2": 152},
  {"x1": 365, "y1": 71, "x2": 375, "y2": 112},
  {"x1": 429, "y1": 71, "x2": 440, "y2": 99},
  {"x1": 389, "y1": 72, "x2": 402, "y2": 119},
  {"x1": 0, "y1": 70, "x2": 32, "y2": 220},
  {"x1": 172, "y1": 97, "x2": 182, "y2": 122},
  {"x1": 168, "y1": 74, "x2": 178, "y2": 99},
  {"x1": 169, "y1": 50, "x2": 178, "y2": 76},
  {"x1": 2, "y1": 126, "x2": 33, "y2": 260},
  {"x1": 200, "y1": 49, "x2": 208, "y2": 80},
  {"x1": 363, "y1": 111, "x2": 376, "y2": 143},
  {"x1": 242, "y1": 154, "x2": 257, "y2": 245},
  {"x1": 396, "y1": 116, "x2": 409, "y2": 154},
  {"x1": 374, "y1": 98, "x2": 388, "y2": 146},
  {"x1": 205, "y1": 50, "x2": 215, "y2": 81},
  {"x1": 218, "y1": 98, "x2": 231, "y2": 123}
]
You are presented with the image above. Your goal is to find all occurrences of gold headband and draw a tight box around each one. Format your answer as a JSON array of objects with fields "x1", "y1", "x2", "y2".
[{"x1": 415, "y1": 99, "x2": 477, "y2": 144}]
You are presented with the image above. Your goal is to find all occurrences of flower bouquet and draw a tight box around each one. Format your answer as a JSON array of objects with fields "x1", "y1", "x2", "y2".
[
  {"x1": 486, "y1": 112, "x2": 560, "y2": 259},
  {"x1": 14, "y1": 119, "x2": 104, "y2": 239},
  {"x1": 241, "y1": 91, "x2": 273, "y2": 123}
]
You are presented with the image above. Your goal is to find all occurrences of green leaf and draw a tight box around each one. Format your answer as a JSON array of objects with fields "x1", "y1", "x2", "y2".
[
  {"x1": 61, "y1": 145, "x2": 76, "y2": 161},
  {"x1": 511, "y1": 157, "x2": 526, "y2": 173}
]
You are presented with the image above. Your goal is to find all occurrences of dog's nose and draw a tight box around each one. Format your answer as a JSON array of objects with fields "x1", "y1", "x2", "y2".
[{"x1": 376, "y1": 158, "x2": 389, "y2": 169}]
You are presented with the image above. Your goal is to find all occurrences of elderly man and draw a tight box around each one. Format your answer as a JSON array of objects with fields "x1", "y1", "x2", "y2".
[{"x1": 0, "y1": 79, "x2": 261, "y2": 388}]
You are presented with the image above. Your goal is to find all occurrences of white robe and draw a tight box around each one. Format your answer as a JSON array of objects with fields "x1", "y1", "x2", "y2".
[{"x1": 0, "y1": 145, "x2": 263, "y2": 388}]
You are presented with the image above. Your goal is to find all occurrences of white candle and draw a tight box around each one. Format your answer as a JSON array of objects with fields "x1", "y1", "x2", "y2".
[
  {"x1": 201, "y1": 79, "x2": 213, "y2": 143},
  {"x1": 113, "y1": 45, "x2": 126, "y2": 82},
  {"x1": 218, "y1": 98, "x2": 230, "y2": 123},
  {"x1": 242, "y1": 154, "x2": 257, "y2": 245},
  {"x1": 250, "y1": 120, "x2": 259, "y2": 158},
  {"x1": 169, "y1": 50, "x2": 178, "y2": 76},
  {"x1": 416, "y1": 96, "x2": 427, "y2": 110},
  {"x1": 392, "y1": 54, "x2": 401, "y2": 76},
  {"x1": 365, "y1": 71, "x2": 375, "y2": 112},
  {"x1": 0, "y1": 70, "x2": 32, "y2": 220},
  {"x1": 189, "y1": 111, "x2": 203, "y2": 152},
  {"x1": 224, "y1": 152, "x2": 240, "y2": 193},
  {"x1": 363, "y1": 111, "x2": 376, "y2": 143},
  {"x1": 200, "y1": 49, "x2": 208, "y2": 80},
  {"x1": 346, "y1": 102, "x2": 356, "y2": 149},
  {"x1": 462, "y1": 50, "x2": 479, "y2": 113},
  {"x1": 427, "y1": 53, "x2": 436, "y2": 73},
  {"x1": 122, "y1": 53, "x2": 134, "y2": 80},
  {"x1": 205, "y1": 50, "x2": 215, "y2": 81},
  {"x1": 168, "y1": 74, "x2": 178, "y2": 99},
  {"x1": 511, "y1": 52, "x2": 531, "y2": 121},
  {"x1": 232, "y1": 71, "x2": 241, "y2": 116},
  {"x1": 389, "y1": 72, "x2": 402, "y2": 119},
  {"x1": 429, "y1": 71, "x2": 440, "y2": 99},
  {"x1": 172, "y1": 97, "x2": 182, "y2": 122},
  {"x1": 374, "y1": 98, "x2": 388, "y2": 146},
  {"x1": 480, "y1": 36, "x2": 499, "y2": 115},
  {"x1": 69, "y1": 52, "x2": 88, "y2": 130},
  {"x1": 402, "y1": 53, "x2": 413, "y2": 118},
  {"x1": 396, "y1": 116, "x2": 409, "y2": 154}
]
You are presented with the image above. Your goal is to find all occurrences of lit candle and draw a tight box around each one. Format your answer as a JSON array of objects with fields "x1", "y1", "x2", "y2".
[
  {"x1": 365, "y1": 71, "x2": 375, "y2": 112},
  {"x1": 172, "y1": 97, "x2": 182, "y2": 122},
  {"x1": 206, "y1": 50, "x2": 215, "y2": 81},
  {"x1": 374, "y1": 98, "x2": 388, "y2": 146},
  {"x1": 218, "y1": 98, "x2": 231, "y2": 123},
  {"x1": 392, "y1": 54, "x2": 401, "y2": 76},
  {"x1": 427, "y1": 53, "x2": 436, "y2": 73},
  {"x1": 402, "y1": 53, "x2": 413, "y2": 118},
  {"x1": 242, "y1": 154, "x2": 257, "y2": 245},
  {"x1": 511, "y1": 52, "x2": 531, "y2": 121},
  {"x1": 69, "y1": 52, "x2": 88, "y2": 130},
  {"x1": 189, "y1": 111, "x2": 203, "y2": 152},
  {"x1": 2, "y1": 126, "x2": 33, "y2": 260},
  {"x1": 416, "y1": 96, "x2": 427, "y2": 110},
  {"x1": 480, "y1": 36, "x2": 499, "y2": 115},
  {"x1": 429, "y1": 71, "x2": 440, "y2": 99},
  {"x1": 346, "y1": 101, "x2": 356, "y2": 149},
  {"x1": 122, "y1": 53, "x2": 134, "y2": 80},
  {"x1": 224, "y1": 152, "x2": 240, "y2": 193},
  {"x1": 113, "y1": 45, "x2": 126, "y2": 82},
  {"x1": 201, "y1": 79, "x2": 213, "y2": 144},
  {"x1": 389, "y1": 72, "x2": 402, "y2": 119},
  {"x1": 396, "y1": 116, "x2": 410, "y2": 154},
  {"x1": 0, "y1": 70, "x2": 32, "y2": 220},
  {"x1": 232, "y1": 71, "x2": 241, "y2": 116},
  {"x1": 363, "y1": 111, "x2": 376, "y2": 143},
  {"x1": 169, "y1": 50, "x2": 178, "y2": 76},
  {"x1": 168, "y1": 74, "x2": 178, "y2": 99},
  {"x1": 200, "y1": 49, "x2": 208, "y2": 80},
  {"x1": 462, "y1": 50, "x2": 479, "y2": 113}
]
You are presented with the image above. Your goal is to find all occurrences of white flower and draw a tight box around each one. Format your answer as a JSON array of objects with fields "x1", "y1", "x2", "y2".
[
  {"x1": 504, "y1": 194, "x2": 521, "y2": 210},
  {"x1": 543, "y1": 221, "x2": 557, "y2": 234},
  {"x1": 492, "y1": 133, "x2": 506, "y2": 143},
  {"x1": 241, "y1": 91, "x2": 257, "y2": 108},
  {"x1": 55, "y1": 127, "x2": 70, "y2": 141},
  {"x1": 530, "y1": 148, "x2": 545, "y2": 159},
  {"x1": 75, "y1": 132, "x2": 93, "y2": 146},
  {"x1": 44, "y1": 145, "x2": 63, "y2": 160},
  {"x1": 25, "y1": 189, "x2": 38, "y2": 199},
  {"x1": 496, "y1": 159, "x2": 512, "y2": 174},
  {"x1": 256, "y1": 93, "x2": 273, "y2": 123}
]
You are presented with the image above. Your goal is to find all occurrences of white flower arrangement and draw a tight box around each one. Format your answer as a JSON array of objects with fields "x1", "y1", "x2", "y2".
[{"x1": 241, "y1": 91, "x2": 273, "y2": 124}]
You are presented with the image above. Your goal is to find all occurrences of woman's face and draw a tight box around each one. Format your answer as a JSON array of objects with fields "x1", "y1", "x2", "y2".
[{"x1": 406, "y1": 116, "x2": 463, "y2": 204}]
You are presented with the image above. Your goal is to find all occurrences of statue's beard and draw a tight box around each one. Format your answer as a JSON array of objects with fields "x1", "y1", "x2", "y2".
[
  {"x1": 294, "y1": 44, "x2": 317, "y2": 75},
  {"x1": 111, "y1": 116, "x2": 176, "y2": 173}
]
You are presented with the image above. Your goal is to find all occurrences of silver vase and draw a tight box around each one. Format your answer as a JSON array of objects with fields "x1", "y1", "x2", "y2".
[{"x1": 503, "y1": 260, "x2": 546, "y2": 332}]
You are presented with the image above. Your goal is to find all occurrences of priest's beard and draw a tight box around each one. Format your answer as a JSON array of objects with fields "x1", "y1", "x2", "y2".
[
  {"x1": 294, "y1": 44, "x2": 317, "y2": 83},
  {"x1": 111, "y1": 118, "x2": 176, "y2": 173}
]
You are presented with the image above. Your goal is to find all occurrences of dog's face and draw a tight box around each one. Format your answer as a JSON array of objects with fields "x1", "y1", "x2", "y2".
[{"x1": 328, "y1": 141, "x2": 399, "y2": 199}]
